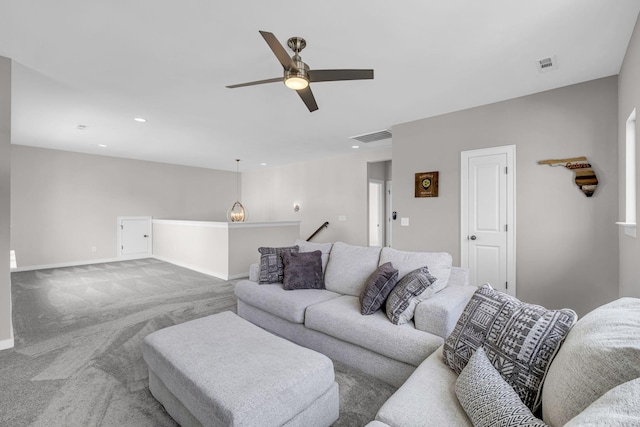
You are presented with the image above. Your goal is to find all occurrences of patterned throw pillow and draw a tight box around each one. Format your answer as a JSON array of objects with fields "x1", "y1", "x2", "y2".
[
  {"x1": 258, "y1": 245, "x2": 299, "y2": 284},
  {"x1": 281, "y1": 250, "x2": 324, "y2": 290},
  {"x1": 456, "y1": 347, "x2": 548, "y2": 427},
  {"x1": 385, "y1": 266, "x2": 438, "y2": 325},
  {"x1": 443, "y1": 284, "x2": 577, "y2": 412},
  {"x1": 359, "y1": 262, "x2": 399, "y2": 315}
]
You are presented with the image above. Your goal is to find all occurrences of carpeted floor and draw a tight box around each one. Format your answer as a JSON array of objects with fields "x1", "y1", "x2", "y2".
[{"x1": 0, "y1": 258, "x2": 396, "y2": 426}]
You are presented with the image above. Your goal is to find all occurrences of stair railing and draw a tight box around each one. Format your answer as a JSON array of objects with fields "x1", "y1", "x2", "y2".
[{"x1": 306, "y1": 221, "x2": 329, "y2": 241}]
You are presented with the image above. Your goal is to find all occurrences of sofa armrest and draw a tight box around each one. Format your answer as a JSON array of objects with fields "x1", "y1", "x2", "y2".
[
  {"x1": 249, "y1": 263, "x2": 259, "y2": 282},
  {"x1": 414, "y1": 285, "x2": 476, "y2": 339}
]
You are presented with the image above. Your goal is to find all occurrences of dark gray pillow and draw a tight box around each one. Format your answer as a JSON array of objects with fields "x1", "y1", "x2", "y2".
[
  {"x1": 281, "y1": 250, "x2": 324, "y2": 290},
  {"x1": 385, "y1": 266, "x2": 437, "y2": 325},
  {"x1": 359, "y1": 262, "x2": 399, "y2": 315},
  {"x1": 443, "y1": 283, "x2": 577, "y2": 412},
  {"x1": 258, "y1": 245, "x2": 299, "y2": 284}
]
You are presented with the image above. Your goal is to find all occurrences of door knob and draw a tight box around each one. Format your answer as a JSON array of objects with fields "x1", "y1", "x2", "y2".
[{"x1": 469, "y1": 235, "x2": 477, "y2": 240}]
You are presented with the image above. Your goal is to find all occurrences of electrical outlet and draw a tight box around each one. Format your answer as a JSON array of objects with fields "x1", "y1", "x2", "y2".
[{"x1": 91, "y1": 246, "x2": 97, "y2": 253}]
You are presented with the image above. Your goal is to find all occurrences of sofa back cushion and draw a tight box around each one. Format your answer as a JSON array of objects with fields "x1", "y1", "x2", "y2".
[
  {"x1": 379, "y1": 247, "x2": 452, "y2": 288},
  {"x1": 294, "y1": 239, "x2": 333, "y2": 273},
  {"x1": 324, "y1": 242, "x2": 382, "y2": 296},
  {"x1": 542, "y1": 297, "x2": 640, "y2": 427}
]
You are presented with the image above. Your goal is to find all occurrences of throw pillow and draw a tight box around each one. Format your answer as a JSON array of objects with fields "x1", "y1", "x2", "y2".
[
  {"x1": 258, "y1": 245, "x2": 299, "y2": 284},
  {"x1": 443, "y1": 284, "x2": 577, "y2": 412},
  {"x1": 281, "y1": 250, "x2": 324, "y2": 290},
  {"x1": 294, "y1": 239, "x2": 333, "y2": 273},
  {"x1": 541, "y1": 297, "x2": 640, "y2": 426},
  {"x1": 359, "y1": 262, "x2": 399, "y2": 315},
  {"x1": 385, "y1": 266, "x2": 438, "y2": 325},
  {"x1": 456, "y1": 347, "x2": 547, "y2": 427}
]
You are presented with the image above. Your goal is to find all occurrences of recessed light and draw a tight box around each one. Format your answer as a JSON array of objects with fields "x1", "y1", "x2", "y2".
[
  {"x1": 260, "y1": 162, "x2": 267, "y2": 166},
  {"x1": 134, "y1": 117, "x2": 147, "y2": 123},
  {"x1": 351, "y1": 145, "x2": 360, "y2": 149},
  {"x1": 76, "y1": 125, "x2": 87, "y2": 130},
  {"x1": 98, "y1": 144, "x2": 107, "y2": 148}
]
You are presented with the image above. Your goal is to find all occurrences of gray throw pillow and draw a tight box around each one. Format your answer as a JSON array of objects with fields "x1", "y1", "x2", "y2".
[
  {"x1": 359, "y1": 262, "x2": 399, "y2": 315},
  {"x1": 258, "y1": 245, "x2": 299, "y2": 284},
  {"x1": 456, "y1": 347, "x2": 548, "y2": 427},
  {"x1": 385, "y1": 266, "x2": 437, "y2": 325},
  {"x1": 443, "y1": 283, "x2": 577, "y2": 412},
  {"x1": 281, "y1": 250, "x2": 324, "y2": 290}
]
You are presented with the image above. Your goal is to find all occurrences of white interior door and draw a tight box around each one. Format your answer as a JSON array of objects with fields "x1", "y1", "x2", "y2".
[
  {"x1": 369, "y1": 180, "x2": 384, "y2": 247},
  {"x1": 386, "y1": 180, "x2": 392, "y2": 247},
  {"x1": 118, "y1": 216, "x2": 152, "y2": 258},
  {"x1": 461, "y1": 146, "x2": 515, "y2": 295}
]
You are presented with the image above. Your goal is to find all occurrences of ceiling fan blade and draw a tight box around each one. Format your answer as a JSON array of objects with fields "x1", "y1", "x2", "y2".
[
  {"x1": 259, "y1": 31, "x2": 297, "y2": 71},
  {"x1": 308, "y1": 69, "x2": 374, "y2": 83},
  {"x1": 296, "y1": 86, "x2": 318, "y2": 112},
  {"x1": 226, "y1": 77, "x2": 282, "y2": 89}
]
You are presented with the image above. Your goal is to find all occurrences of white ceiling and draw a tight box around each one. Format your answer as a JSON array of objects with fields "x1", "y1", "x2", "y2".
[{"x1": 1, "y1": 1, "x2": 639, "y2": 171}]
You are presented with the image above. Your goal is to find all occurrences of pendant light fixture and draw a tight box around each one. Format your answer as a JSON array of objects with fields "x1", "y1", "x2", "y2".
[{"x1": 228, "y1": 159, "x2": 246, "y2": 222}]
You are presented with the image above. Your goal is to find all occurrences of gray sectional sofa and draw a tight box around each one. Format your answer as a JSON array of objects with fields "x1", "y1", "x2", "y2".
[
  {"x1": 235, "y1": 240, "x2": 475, "y2": 387},
  {"x1": 235, "y1": 240, "x2": 640, "y2": 427}
]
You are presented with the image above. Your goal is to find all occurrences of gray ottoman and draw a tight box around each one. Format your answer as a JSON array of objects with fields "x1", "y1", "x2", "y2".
[{"x1": 143, "y1": 311, "x2": 339, "y2": 427}]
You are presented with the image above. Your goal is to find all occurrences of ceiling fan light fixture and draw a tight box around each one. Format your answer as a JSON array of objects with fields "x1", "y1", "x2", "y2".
[{"x1": 284, "y1": 76, "x2": 308, "y2": 90}]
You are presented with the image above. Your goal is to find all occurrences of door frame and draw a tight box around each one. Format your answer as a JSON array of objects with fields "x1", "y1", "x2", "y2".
[
  {"x1": 117, "y1": 216, "x2": 153, "y2": 259},
  {"x1": 460, "y1": 145, "x2": 516, "y2": 295},
  {"x1": 385, "y1": 180, "x2": 393, "y2": 247}
]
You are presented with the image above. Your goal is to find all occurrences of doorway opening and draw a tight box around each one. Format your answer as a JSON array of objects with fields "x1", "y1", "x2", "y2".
[{"x1": 368, "y1": 160, "x2": 392, "y2": 247}]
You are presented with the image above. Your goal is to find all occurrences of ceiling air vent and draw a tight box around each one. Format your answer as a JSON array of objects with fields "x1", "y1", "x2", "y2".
[
  {"x1": 536, "y1": 56, "x2": 558, "y2": 73},
  {"x1": 349, "y1": 129, "x2": 392, "y2": 143}
]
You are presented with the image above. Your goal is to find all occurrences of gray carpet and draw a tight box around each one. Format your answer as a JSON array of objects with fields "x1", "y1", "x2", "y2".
[{"x1": 0, "y1": 259, "x2": 396, "y2": 426}]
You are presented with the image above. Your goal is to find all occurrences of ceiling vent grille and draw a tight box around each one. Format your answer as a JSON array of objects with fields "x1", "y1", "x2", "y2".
[
  {"x1": 349, "y1": 129, "x2": 392, "y2": 143},
  {"x1": 537, "y1": 56, "x2": 558, "y2": 73}
]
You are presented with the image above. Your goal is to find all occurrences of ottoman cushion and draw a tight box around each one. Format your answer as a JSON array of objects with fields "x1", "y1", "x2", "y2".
[{"x1": 143, "y1": 311, "x2": 337, "y2": 427}]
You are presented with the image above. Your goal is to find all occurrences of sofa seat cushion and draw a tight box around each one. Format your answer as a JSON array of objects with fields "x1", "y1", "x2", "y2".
[
  {"x1": 324, "y1": 242, "x2": 382, "y2": 296},
  {"x1": 542, "y1": 297, "x2": 640, "y2": 427},
  {"x1": 375, "y1": 346, "x2": 472, "y2": 427},
  {"x1": 235, "y1": 279, "x2": 340, "y2": 324},
  {"x1": 305, "y1": 295, "x2": 443, "y2": 366}
]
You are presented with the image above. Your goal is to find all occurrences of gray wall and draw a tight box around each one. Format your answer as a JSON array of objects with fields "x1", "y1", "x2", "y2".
[
  {"x1": 11, "y1": 146, "x2": 239, "y2": 268},
  {"x1": 619, "y1": 14, "x2": 640, "y2": 298},
  {"x1": 391, "y1": 77, "x2": 619, "y2": 316},
  {"x1": 243, "y1": 147, "x2": 392, "y2": 245},
  {"x1": 0, "y1": 57, "x2": 11, "y2": 346}
]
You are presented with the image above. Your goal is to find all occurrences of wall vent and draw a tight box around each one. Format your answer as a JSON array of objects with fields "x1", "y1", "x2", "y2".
[
  {"x1": 349, "y1": 129, "x2": 392, "y2": 143},
  {"x1": 536, "y1": 56, "x2": 558, "y2": 73}
]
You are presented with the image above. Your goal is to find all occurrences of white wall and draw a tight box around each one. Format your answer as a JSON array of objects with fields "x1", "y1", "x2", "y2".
[
  {"x1": 11, "y1": 146, "x2": 239, "y2": 269},
  {"x1": 242, "y1": 147, "x2": 392, "y2": 245},
  {"x1": 0, "y1": 56, "x2": 11, "y2": 347},
  {"x1": 619, "y1": 14, "x2": 640, "y2": 298},
  {"x1": 391, "y1": 77, "x2": 619, "y2": 316}
]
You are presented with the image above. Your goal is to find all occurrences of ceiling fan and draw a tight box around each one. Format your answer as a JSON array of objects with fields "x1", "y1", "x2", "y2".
[{"x1": 226, "y1": 31, "x2": 374, "y2": 112}]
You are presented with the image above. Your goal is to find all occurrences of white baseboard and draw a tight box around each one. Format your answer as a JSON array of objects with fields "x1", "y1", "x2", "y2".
[
  {"x1": 151, "y1": 255, "x2": 248, "y2": 280},
  {"x1": 11, "y1": 255, "x2": 151, "y2": 272},
  {"x1": 0, "y1": 336, "x2": 14, "y2": 351}
]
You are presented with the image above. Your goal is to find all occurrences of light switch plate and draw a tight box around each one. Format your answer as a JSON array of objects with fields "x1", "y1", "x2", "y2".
[
  {"x1": 401, "y1": 217, "x2": 409, "y2": 226},
  {"x1": 338, "y1": 215, "x2": 347, "y2": 222}
]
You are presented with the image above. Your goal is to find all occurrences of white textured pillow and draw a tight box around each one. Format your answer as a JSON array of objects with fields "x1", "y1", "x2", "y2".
[
  {"x1": 294, "y1": 239, "x2": 333, "y2": 273},
  {"x1": 379, "y1": 247, "x2": 452, "y2": 286},
  {"x1": 323, "y1": 242, "x2": 382, "y2": 296},
  {"x1": 563, "y1": 377, "x2": 640, "y2": 426},
  {"x1": 456, "y1": 347, "x2": 547, "y2": 427},
  {"x1": 542, "y1": 297, "x2": 640, "y2": 426}
]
